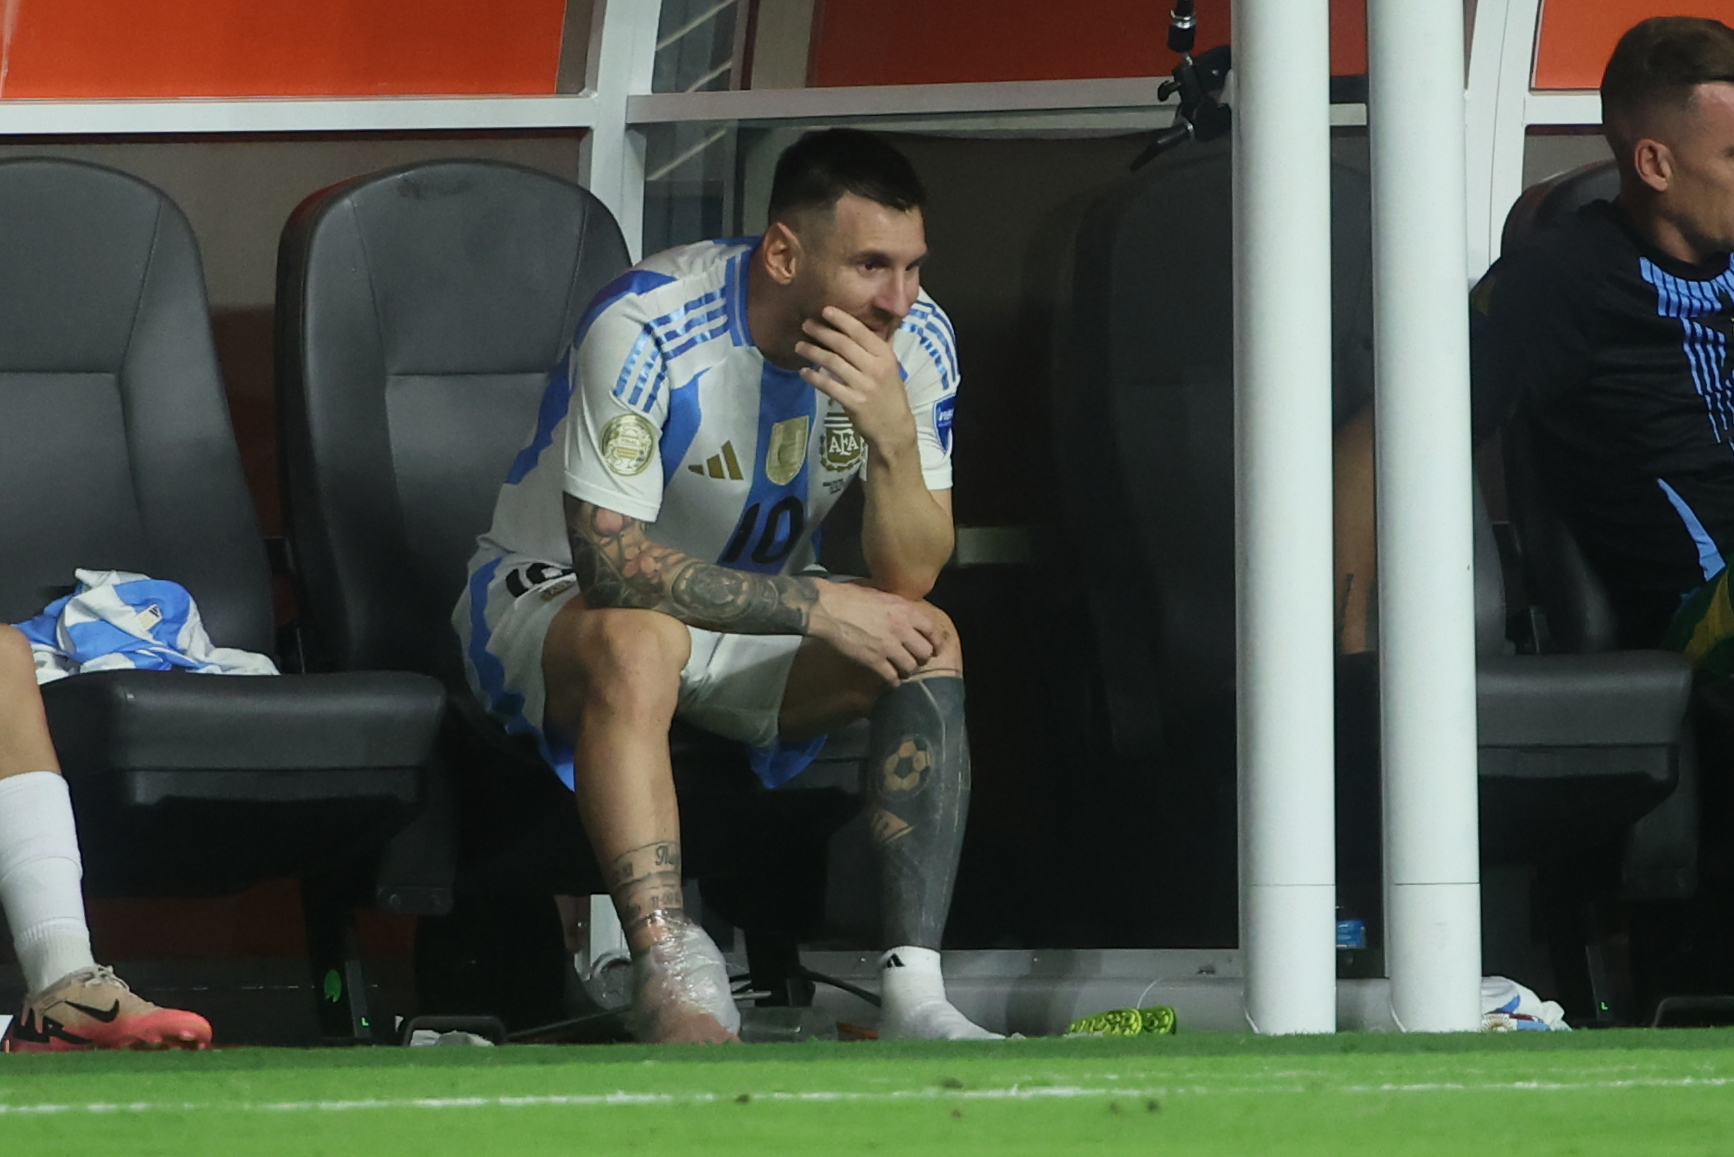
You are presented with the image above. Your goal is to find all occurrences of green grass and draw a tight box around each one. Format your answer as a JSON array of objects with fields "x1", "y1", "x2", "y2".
[{"x1": 4, "y1": 1031, "x2": 1734, "y2": 1155}]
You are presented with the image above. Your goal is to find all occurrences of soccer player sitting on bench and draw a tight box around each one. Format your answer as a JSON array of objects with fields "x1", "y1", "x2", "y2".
[
  {"x1": 456, "y1": 129, "x2": 996, "y2": 1043},
  {"x1": 0, "y1": 623, "x2": 213, "y2": 1051},
  {"x1": 1335, "y1": 17, "x2": 1734, "y2": 666}
]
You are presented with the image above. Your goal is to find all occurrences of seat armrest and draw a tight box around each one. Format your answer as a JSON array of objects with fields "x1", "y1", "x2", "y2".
[
  {"x1": 43, "y1": 669, "x2": 445, "y2": 777},
  {"x1": 1477, "y1": 652, "x2": 1692, "y2": 749}
]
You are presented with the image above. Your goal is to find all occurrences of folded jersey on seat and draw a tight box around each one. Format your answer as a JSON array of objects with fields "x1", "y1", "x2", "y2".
[{"x1": 13, "y1": 569, "x2": 277, "y2": 685}]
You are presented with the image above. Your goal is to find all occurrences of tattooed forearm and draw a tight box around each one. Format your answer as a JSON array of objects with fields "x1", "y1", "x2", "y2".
[{"x1": 563, "y1": 493, "x2": 818, "y2": 633}]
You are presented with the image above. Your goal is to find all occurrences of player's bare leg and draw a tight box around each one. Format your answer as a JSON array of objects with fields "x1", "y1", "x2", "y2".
[
  {"x1": 0, "y1": 626, "x2": 211, "y2": 1052},
  {"x1": 543, "y1": 601, "x2": 740, "y2": 1044},
  {"x1": 0, "y1": 625, "x2": 58, "y2": 781},
  {"x1": 1334, "y1": 404, "x2": 1377, "y2": 655},
  {"x1": 781, "y1": 603, "x2": 1000, "y2": 1040}
]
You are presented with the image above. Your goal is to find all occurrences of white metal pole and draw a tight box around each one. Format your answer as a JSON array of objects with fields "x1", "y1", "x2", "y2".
[
  {"x1": 1368, "y1": 0, "x2": 1483, "y2": 1033},
  {"x1": 580, "y1": 0, "x2": 660, "y2": 260},
  {"x1": 1233, "y1": 0, "x2": 1338, "y2": 1035}
]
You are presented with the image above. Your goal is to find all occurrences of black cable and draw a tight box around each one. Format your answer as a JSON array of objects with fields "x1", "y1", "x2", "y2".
[
  {"x1": 731, "y1": 965, "x2": 884, "y2": 1007},
  {"x1": 503, "y1": 1007, "x2": 630, "y2": 1043},
  {"x1": 796, "y1": 965, "x2": 882, "y2": 1009}
]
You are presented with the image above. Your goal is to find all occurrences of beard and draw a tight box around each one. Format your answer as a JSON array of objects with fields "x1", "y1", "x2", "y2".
[
  {"x1": 863, "y1": 309, "x2": 902, "y2": 340},
  {"x1": 804, "y1": 302, "x2": 900, "y2": 342}
]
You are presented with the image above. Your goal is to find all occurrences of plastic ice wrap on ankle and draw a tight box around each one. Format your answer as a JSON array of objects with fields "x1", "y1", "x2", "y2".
[{"x1": 631, "y1": 919, "x2": 741, "y2": 1040}]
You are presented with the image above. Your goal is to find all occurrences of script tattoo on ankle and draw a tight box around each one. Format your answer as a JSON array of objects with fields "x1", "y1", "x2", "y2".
[
  {"x1": 607, "y1": 840, "x2": 686, "y2": 934},
  {"x1": 564, "y1": 494, "x2": 817, "y2": 634},
  {"x1": 864, "y1": 673, "x2": 970, "y2": 950}
]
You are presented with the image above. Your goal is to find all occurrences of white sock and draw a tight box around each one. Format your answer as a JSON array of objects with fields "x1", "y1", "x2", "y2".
[
  {"x1": 878, "y1": 946, "x2": 1002, "y2": 1041},
  {"x1": 0, "y1": 772, "x2": 96, "y2": 994}
]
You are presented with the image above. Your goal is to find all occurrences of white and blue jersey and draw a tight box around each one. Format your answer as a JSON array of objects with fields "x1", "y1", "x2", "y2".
[
  {"x1": 454, "y1": 239, "x2": 959, "y2": 787},
  {"x1": 471, "y1": 238, "x2": 958, "y2": 575}
]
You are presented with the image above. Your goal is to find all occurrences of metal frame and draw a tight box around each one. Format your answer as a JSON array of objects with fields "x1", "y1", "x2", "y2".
[{"x1": 0, "y1": 95, "x2": 602, "y2": 135}]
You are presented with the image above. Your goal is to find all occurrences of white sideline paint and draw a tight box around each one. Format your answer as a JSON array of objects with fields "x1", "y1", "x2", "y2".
[
  {"x1": 1231, "y1": 0, "x2": 1339, "y2": 1035},
  {"x1": 1368, "y1": 0, "x2": 1484, "y2": 1033},
  {"x1": 2, "y1": 1075, "x2": 1732, "y2": 1117}
]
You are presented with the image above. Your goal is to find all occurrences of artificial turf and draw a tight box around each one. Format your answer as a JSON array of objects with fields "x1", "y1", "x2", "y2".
[{"x1": 3, "y1": 1030, "x2": 1734, "y2": 1155}]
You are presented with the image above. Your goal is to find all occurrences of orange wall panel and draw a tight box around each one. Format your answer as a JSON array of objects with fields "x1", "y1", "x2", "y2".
[
  {"x1": 1330, "y1": 0, "x2": 1368, "y2": 77},
  {"x1": 1534, "y1": 1, "x2": 1734, "y2": 91},
  {"x1": 808, "y1": 0, "x2": 1368, "y2": 87},
  {"x1": 0, "y1": 0, "x2": 566, "y2": 98}
]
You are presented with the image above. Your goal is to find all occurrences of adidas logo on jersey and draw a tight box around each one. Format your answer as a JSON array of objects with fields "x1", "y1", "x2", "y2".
[{"x1": 688, "y1": 441, "x2": 745, "y2": 480}]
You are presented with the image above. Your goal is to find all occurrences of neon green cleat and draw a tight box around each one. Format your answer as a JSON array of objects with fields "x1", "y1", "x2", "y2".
[{"x1": 1064, "y1": 1005, "x2": 1177, "y2": 1037}]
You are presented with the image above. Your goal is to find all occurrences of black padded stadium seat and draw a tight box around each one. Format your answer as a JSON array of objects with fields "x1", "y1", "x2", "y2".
[
  {"x1": 1501, "y1": 161, "x2": 1623, "y2": 261},
  {"x1": 1497, "y1": 162, "x2": 1630, "y2": 657},
  {"x1": 1039, "y1": 138, "x2": 1375, "y2": 946},
  {"x1": 276, "y1": 160, "x2": 858, "y2": 1026},
  {"x1": 0, "y1": 158, "x2": 445, "y2": 1038},
  {"x1": 1043, "y1": 141, "x2": 1693, "y2": 1005},
  {"x1": 1492, "y1": 161, "x2": 1699, "y2": 896}
]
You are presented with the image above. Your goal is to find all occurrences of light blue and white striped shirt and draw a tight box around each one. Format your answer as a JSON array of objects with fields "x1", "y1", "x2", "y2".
[{"x1": 472, "y1": 238, "x2": 959, "y2": 577}]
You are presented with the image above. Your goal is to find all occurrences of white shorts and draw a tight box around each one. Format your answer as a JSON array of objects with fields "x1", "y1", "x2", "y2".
[{"x1": 455, "y1": 553, "x2": 822, "y2": 790}]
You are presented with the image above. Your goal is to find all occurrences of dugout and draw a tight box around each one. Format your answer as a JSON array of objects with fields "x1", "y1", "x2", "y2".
[{"x1": 0, "y1": 0, "x2": 1719, "y2": 1041}]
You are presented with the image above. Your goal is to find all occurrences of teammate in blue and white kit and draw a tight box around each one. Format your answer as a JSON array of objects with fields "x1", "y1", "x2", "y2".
[{"x1": 456, "y1": 130, "x2": 993, "y2": 1043}]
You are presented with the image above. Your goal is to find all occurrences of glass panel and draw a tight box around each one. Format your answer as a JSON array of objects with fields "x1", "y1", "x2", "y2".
[
  {"x1": 652, "y1": 0, "x2": 744, "y2": 94},
  {"x1": 641, "y1": 121, "x2": 738, "y2": 254}
]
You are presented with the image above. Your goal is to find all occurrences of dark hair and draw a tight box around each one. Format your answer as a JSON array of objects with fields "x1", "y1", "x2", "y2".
[
  {"x1": 1602, "y1": 16, "x2": 1734, "y2": 153},
  {"x1": 766, "y1": 128, "x2": 925, "y2": 222}
]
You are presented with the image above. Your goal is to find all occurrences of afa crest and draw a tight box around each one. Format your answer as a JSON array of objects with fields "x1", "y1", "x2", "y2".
[{"x1": 820, "y1": 409, "x2": 866, "y2": 473}]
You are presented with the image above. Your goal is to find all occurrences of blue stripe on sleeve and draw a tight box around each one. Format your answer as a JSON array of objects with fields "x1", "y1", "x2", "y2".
[
  {"x1": 1658, "y1": 478, "x2": 1728, "y2": 582},
  {"x1": 660, "y1": 370, "x2": 707, "y2": 488},
  {"x1": 664, "y1": 320, "x2": 731, "y2": 361},
  {"x1": 614, "y1": 328, "x2": 655, "y2": 399},
  {"x1": 638, "y1": 359, "x2": 671, "y2": 413},
  {"x1": 649, "y1": 291, "x2": 724, "y2": 334},
  {"x1": 506, "y1": 352, "x2": 576, "y2": 485},
  {"x1": 902, "y1": 320, "x2": 954, "y2": 385},
  {"x1": 906, "y1": 303, "x2": 959, "y2": 383},
  {"x1": 725, "y1": 248, "x2": 755, "y2": 346},
  {"x1": 1639, "y1": 259, "x2": 1734, "y2": 443},
  {"x1": 579, "y1": 269, "x2": 676, "y2": 336},
  {"x1": 505, "y1": 270, "x2": 674, "y2": 485}
]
